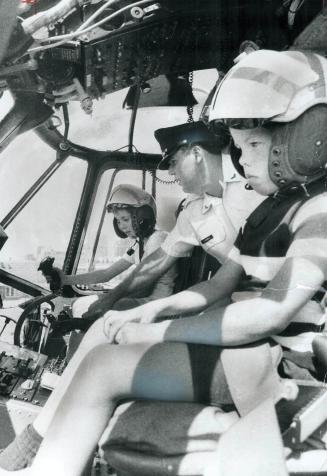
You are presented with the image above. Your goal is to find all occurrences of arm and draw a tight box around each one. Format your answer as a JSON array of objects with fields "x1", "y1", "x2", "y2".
[
  {"x1": 62, "y1": 258, "x2": 131, "y2": 286},
  {"x1": 102, "y1": 247, "x2": 177, "y2": 303},
  {"x1": 104, "y1": 257, "x2": 243, "y2": 340},
  {"x1": 139, "y1": 257, "x2": 244, "y2": 320},
  {"x1": 81, "y1": 247, "x2": 178, "y2": 320},
  {"x1": 112, "y1": 203, "x2": 208, "y2": 304},
  {"x1": 140, "y1": 255, "x2": 327, "y2": 346},
  {"x1": 110, "y1": 206, "x2": 203, "y2": 304},
  {"x1": 142, "y1": 230, "x2": 177, "y2": 300}
]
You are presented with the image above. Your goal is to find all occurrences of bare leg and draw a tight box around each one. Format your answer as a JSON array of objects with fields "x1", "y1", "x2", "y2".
[
  {"x1": 31, "y1": 341, "x2": 199, "y2": 476},
  {"x1": 0, "y1": 339, "x2": 282, "y2": 476},
  {"x1": 67, "y1": 298, "x2": 146, "y2": 362},
  {"x1": 71, "y1": 295, "x2": 98, "y2": 319},
  {"x1": 30, "y1": 340, "x2": 284, "y2": 476},
  {"x1": 35, "y1": 294, "x2": 166, "y2": 437}
]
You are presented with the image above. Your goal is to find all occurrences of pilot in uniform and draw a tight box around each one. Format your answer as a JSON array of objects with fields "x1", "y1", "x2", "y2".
[{"x1": 155, "y1": 121, "x2": 263, "y2": 266}]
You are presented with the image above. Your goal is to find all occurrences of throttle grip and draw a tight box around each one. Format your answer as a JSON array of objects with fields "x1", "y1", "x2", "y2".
[{"x1": 38, "y1": 256, "x2": 62, "y2": 292}]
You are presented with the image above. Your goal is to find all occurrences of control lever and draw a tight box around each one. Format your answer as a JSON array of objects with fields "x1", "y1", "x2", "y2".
[
  {"x1": 37, "y1": 257, "x2": 76, "y2": 298},
  {"x1": 50, "y1": 318, "x2": 92, "y2": 335},
  {"x1": 38, "y1": 256, "x2": 62, "y2": 292}
]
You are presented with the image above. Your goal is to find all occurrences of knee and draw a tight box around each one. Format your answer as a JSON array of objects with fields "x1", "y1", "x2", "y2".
[
  {"x1": 80, "y1": 342, "x2": 131, "y2": 387},
  {"x1": 71, "y1": 297, "x2": 86, "y2": 318},
  {"x1": 222, "y1": 341, "x2": 280, "y2": 383},
  {"x1": 221, "y1": 343, "x2": 282, "y2": 416},
  {"x1": 72, "y1": 295, "x2": 98, "y2": 318}
]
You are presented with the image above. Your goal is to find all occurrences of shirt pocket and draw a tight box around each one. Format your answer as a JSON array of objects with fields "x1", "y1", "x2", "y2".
[{"x1": 194, "y1": 215, "x2": 227, "y2": 251}]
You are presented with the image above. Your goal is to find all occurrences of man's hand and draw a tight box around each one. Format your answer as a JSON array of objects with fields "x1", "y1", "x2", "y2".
[
  {"x1": 115, "y1": 322, "x2": 167, "y2": 345},
  {"x1": 102, "y1": 302, "x2": 163, "y2": 342},
  {"x1": 102, "y1": 308, "x2": 143, "y2": 342},
  {"x1": 82, "y1": 292, "x2": 116, "y2": 321}
]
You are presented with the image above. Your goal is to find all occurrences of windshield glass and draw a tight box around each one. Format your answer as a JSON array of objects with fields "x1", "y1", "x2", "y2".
[{"x1": 0, "y1": 150, "x2": 87, "y2": 305}]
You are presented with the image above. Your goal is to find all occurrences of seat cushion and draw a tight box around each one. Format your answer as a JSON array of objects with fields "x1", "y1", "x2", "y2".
[{"x1": 99, "y1": 401, "x2": 238, "y2": 476}]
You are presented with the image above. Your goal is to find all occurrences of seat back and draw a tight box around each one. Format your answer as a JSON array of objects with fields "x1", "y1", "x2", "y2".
[
  {"x1": 173, "y1": 247, "x2": 220, "y2": 294},
  {"x1": 172, "y1": 198, "x2": 220, "y2": 295}
]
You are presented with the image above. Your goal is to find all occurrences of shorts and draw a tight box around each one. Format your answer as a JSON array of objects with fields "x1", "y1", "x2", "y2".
[
  {"x1": 187, "y1": 340, "x2": 283, "y2": 409},
  {"x1": 187, "y1": 344, "x2": 233, "y2": 408}
]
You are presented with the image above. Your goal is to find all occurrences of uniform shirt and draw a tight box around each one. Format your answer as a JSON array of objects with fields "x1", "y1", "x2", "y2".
[
  {"x1": 161, "y1": 193, "x2": 237, "y2": 264},
  {"x1": 122, "y1": 229, "x2": 177, "y2": 301},
  {"x1": 162, "y1": 153, "x2": 263, "y2": 264},
  {"x1": 229, "y1": 186, "x2": 327, "y2": 352}
]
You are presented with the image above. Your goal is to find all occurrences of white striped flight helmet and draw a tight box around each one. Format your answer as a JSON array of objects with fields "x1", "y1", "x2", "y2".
[
  {"x1": 107, "y1": 184, "x2": 156, "y2": 238},
  {"x1": 209, "y1": 49, "x2": 327, "y2": 188}
]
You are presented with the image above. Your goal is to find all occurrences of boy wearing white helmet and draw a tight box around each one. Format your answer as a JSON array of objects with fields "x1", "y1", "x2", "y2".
[
  {"x1": 3, "y1": 50, "x2": 327, "y2": 475},
  {"x1": 49, "y1": 184, "x2": 177, "y2": 318}
]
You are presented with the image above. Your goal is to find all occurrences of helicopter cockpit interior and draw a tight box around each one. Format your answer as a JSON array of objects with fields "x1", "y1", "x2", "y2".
[{"x1": 1, "y1": 0, "x2": 327, "y2": 475}]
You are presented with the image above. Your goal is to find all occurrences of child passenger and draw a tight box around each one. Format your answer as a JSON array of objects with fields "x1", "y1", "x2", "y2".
[
  {"x1": 1, "y1": 48, "x2": 327, "y2": 476},
  {"x1": 52, "y1": 184, "x2": 177, "y2": 314}
]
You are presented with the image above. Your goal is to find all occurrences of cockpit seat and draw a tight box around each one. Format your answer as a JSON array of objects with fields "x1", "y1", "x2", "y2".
[
  {"x1": 99, "y1": 400, "x2": 239, "y2": 476},
  {"x1": 98, "y1": 391, "x2": 296, "y2": 476},
  {"x1": 98, "y1": 337, "x2": 327, "y2": 476}
]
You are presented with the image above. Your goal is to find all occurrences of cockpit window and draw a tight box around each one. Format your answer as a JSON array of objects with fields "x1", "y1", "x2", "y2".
[
  {"x1": 0, "y1": 154, "x2": 87, "y2": 295},
  {"x1": 0, "y1": 133, "x2": 55, "y2": 220}
]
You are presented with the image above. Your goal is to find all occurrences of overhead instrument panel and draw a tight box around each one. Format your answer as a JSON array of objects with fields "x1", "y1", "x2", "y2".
[{"x1": 31, "y1": 2, "x2": 232, "y2": 101}]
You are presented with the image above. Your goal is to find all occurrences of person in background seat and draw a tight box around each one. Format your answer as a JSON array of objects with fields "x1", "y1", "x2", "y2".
[
  {"x1": 60, "y1": 184, "x2": 177, "y2": 316},
  {"x1": 51, "y1": 184, "x2": 177, "y2": 357}
]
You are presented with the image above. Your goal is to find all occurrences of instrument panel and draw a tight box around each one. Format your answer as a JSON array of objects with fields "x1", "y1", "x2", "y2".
[{"x1": 0, "y1": 341, "x2": 56, "y2": 406}]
